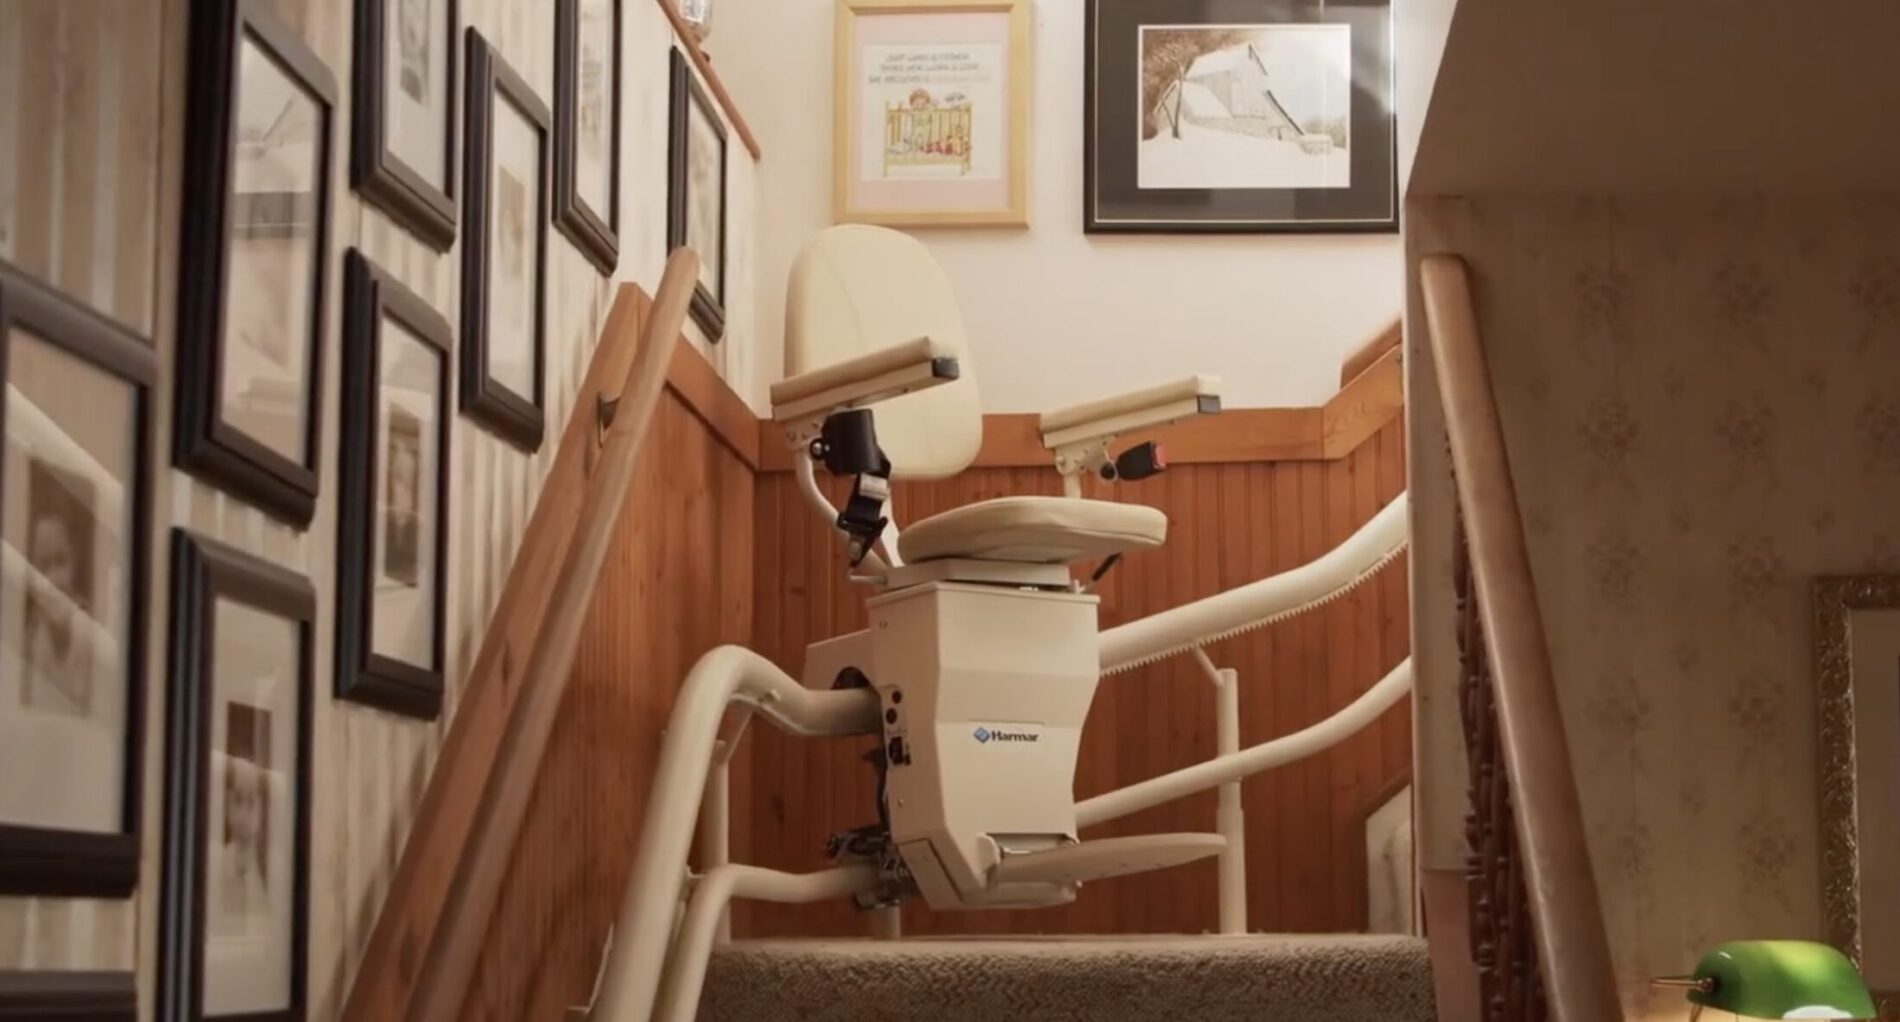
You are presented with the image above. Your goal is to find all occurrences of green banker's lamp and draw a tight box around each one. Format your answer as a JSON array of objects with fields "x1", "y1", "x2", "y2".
[{"x1": 1653, "y1": 941, "x2": 1877, "y2": 1020}]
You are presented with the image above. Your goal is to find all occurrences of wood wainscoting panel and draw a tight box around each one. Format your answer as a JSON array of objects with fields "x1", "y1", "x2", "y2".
[
  {"x1": 455, "y1": 388, "x2": 757, "y2": 1020},
  {"x1": 738, "y1": 417, "x2": 1410, "y2": 937}
]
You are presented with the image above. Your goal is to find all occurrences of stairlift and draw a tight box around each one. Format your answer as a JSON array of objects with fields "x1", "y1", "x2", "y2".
[
  {"x1": 592, "y1": 227, "x2": 1415, "y2": 1022},
  {"x1": 769, "y1": 225, "x2": 1226, "y2": 912}
]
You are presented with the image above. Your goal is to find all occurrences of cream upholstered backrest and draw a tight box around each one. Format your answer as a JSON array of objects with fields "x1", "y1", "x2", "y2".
[{"x1": 785, "y1": 225, "x2": 982, "y2": 480}]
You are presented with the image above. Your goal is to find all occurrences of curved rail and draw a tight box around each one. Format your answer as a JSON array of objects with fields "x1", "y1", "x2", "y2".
[
  {"x1": 1099, "y1": 494, "x2": 1409, "y2": 674},
  {"x1": 1077, "y1": 658, "x2": 1413, "y2": 829},
  {"x1": 653, "y1": 864, "x2": 880, "y2": 1022},
  {"x1": 592, "y1": 646, "x2": 881, "y2": 1022}
]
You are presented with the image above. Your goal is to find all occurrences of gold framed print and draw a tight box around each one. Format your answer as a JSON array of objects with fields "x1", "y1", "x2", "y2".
[{"x1": 833, "y1": 0, "x2": 1030, "y2": 227}]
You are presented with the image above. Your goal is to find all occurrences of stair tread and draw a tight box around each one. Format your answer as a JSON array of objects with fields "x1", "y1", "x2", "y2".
[{"x1": 701, "y1": 934, "x2": 1435, "y2": 1021}]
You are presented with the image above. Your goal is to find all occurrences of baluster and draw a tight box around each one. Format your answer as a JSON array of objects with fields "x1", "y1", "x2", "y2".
[{"x1": 1453, "y1": 498, "x2": 1549, "y2": 1021}]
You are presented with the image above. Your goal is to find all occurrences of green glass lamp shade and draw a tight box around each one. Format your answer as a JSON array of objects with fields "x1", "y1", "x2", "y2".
[{"x1": 1662, "y1": 941, "x2": 1877, "y2": 1020}]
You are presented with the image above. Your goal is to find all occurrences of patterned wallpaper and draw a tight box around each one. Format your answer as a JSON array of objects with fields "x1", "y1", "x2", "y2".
[
  {"x1": 0, "y1": 0, "x2": 760, "y2": 1018},
  {"x1": 1406, "y1": 194, "x2": 1900, "y2": 1018}
]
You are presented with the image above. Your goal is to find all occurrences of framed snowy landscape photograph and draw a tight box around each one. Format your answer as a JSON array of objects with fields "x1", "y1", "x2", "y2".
[{"x1": 1085, "y1": 0, "x2": 1395, "y2": 233}]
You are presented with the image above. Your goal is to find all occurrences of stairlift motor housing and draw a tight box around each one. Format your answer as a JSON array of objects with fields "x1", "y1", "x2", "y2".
[{"x1": 868, "y1": 578, "x2": 1100, "y2": 909}]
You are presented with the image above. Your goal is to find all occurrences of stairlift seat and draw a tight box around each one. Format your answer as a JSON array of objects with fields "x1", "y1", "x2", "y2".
[{"x1": 897, "y1": 496, "x2": 1168, "y2": 565}]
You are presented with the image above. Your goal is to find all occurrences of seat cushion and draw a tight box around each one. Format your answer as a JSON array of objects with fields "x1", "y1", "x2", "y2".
[{"x1": 897, "y1": 497, "x2": 1167, "y2": 565}]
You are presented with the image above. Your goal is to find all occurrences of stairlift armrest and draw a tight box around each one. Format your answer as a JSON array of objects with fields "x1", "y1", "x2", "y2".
[
  {"x1": 1038, "y1": 376, "x2": 1222, "y2": 475},
  {"x1": 769, "y1": 336, "x2": 961, "y2": 432}
]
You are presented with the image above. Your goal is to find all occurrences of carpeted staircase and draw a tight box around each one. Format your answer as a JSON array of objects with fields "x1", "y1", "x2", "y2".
[{"x1": 699, "y1": 934, "x2": 1436, "y2": 1021}]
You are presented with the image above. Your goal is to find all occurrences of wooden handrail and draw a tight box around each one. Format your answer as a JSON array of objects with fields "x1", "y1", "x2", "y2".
[
  {"x1": 343, "y1": 253, "x2": 701, "y2": 1022},
  {"x1": 656, "y1": 0, "x2": 763, "y2": 159},
  {"x1": 1341, "y1": 317, "x2": 1403, "y2": 388},
  {"x1": 1419, "y1": 254, "x2": 1621, "y2": 1022}
]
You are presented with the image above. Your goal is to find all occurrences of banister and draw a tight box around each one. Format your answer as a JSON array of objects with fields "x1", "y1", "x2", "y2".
[
  {"x1": 407, "y1": 251, "x2": 702, "y2": 1022},
  {"x1": 1419, "y1": 254, "x2": 1621, "y2": 1022},
  {"x1": 345, "y1": 253, "x2": 699, "y2": 1022}
]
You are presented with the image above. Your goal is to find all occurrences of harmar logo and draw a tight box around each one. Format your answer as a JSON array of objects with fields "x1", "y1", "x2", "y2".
[
  {"x1": 973, "y1": 727, "x2": 992, "y2": 743},
  {"x1": 973, "y1": 726, "x2": 1038, "y2": 744}
]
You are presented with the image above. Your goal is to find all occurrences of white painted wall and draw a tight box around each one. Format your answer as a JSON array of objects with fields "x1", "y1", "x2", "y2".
[{"x1": 708, "y1": 0, "x2": 1404, "y2": 413}]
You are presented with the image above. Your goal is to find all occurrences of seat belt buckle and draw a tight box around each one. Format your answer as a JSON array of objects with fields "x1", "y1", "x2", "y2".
[{"x1": 837, "y1": 473, "x2": 891, "y2": 566}]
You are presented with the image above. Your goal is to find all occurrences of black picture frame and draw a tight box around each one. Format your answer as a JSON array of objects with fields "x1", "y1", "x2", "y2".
[
  {"x1": 554, "y1": 0, "x2": 622, "y2": 275},
  {"x1": 335, "y1": 250, "x2": 452, "y2": 720},
  {"x1": 0, "y1": 260, "x2": 155, "y2": 899},
  {"x1": 667, "y1": 48, "x2": 728, "y2": 341},
  {"x1": 1083, "y1": 0, "x2": 1398, "y2": 234},
  {"x1": 0, "y1": 970, "x2": 137, "y2": 1021},
  {"x1": 460, "y1": 28, "x2": 549, "y2": 452},
  {"x1": 158, "y1": 531, "x2": 314, "y2": 1022},
  {"x1": 175, "y1": 0, "x2": 336, "y2": 526},
  {"x1": 350, "y1": 0, "x2": 460, "y2": 250}
]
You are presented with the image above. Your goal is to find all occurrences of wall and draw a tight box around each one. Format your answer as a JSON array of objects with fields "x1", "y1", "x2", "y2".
[
  {"x1": 739, "y1": 420, "x2": 1411, "y2": 937},
  {"x1": 0, "y1": 1, "x2": 760, "y2": 1018},
  {"x1": 1406, "y1": 194, "x2": 1900, "y2": 1017},
  {"x1": 707, "y1": 0, "x2": 1404, "y2": 413}
]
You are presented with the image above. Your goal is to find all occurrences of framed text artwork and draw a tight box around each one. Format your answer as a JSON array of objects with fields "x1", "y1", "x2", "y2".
[
  {"x1": 1084, "y1": 0, "x2": 1397, "y2": 233},
  {"x1": 833, "y1": 0, "x2": 1031, "y2": 227}
]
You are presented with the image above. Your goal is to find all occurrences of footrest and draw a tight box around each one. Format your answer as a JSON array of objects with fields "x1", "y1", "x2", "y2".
[{"x1": 992, "y1": 833, "x2": 1225, "y2": 887}]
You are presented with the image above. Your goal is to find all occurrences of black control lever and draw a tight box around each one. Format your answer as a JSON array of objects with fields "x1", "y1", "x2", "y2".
[
  {"x1": 1112, "y1": 441, "x2": 1168, "y2": 482},
  {"x1": 809, "y1": 409, "x2": 883, "y2": 475}
]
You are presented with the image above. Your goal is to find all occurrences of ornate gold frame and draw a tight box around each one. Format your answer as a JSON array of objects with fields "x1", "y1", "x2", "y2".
[{"x1": 1814, "y1": 573, "x2": 1900, "y2": 1018}]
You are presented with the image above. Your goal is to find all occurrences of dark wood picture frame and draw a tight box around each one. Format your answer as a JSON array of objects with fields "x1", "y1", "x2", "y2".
[
  {"x1": 175, "y1": 0, "x2": 336, "y2": 526},
  {"x1": 1082, "y1": 0, "x2": 1398, "y2": 234},
  {"x1": 0, "y1": 260, "x2": 155, "y2": 899},
  {"x1": 158, "y1": 531, "x2": 315, "y2": 1022},
  {"x1": 667, "y1": 48, "x2": 728, "y2": 341},
  {"x1": 0, "y1": 970, "x2": 137, "y2": 1021},
  {"x1": 335, "y1": 250, "x2": 452, "y2": 720},
  {"x1": 554, "y1": 0, "x2": 622, "y2": 275},
  {"x1": 460, "y1": 28, "x2": 549, "y2": 452},
  {"x1": 350, "y1": 0, "x2": 460, "y2": 250}
]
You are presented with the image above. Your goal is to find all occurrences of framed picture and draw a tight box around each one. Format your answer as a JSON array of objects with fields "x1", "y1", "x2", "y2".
[
  {"x1": 1083, "y1": 0, "x2": 1397, "y2": 233},
  {"x1": 1355, "y1": 773, "x2": 1415, "y2": 935},
  {"x1": 667, "y1": 48, "x2": 727, "y2": 340},
  {"x1": 832, "y1": 0, "x2": 1030, "y2": 227},
  {"x1": 0, "y1": 260, "x2": 155, "y2": 899},
  {"x1": 461, "y1": 29, "x2": 549, "y2": 452},
  {"x1": 350, "y1": 0, "x2": 459, "y2": 250},
  {"x1": 1815, "y1": 575, "x2": 1900, "y2": 1017},
  {"x1": 0, "y1": 970, "x2": 136, "y2": 1020},
  {"x1": 336, "y1": 251, "x2": 451, "y2": 720},
  {"x1": 176, "y1": 0, "x2": 336, "y2": 525},
  {"x1": 159, "y1": 531, "x2": 314, "y2": 1022},
  {"x1": 554, "y1": 0, "x2": 621, "y2": 275}
]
